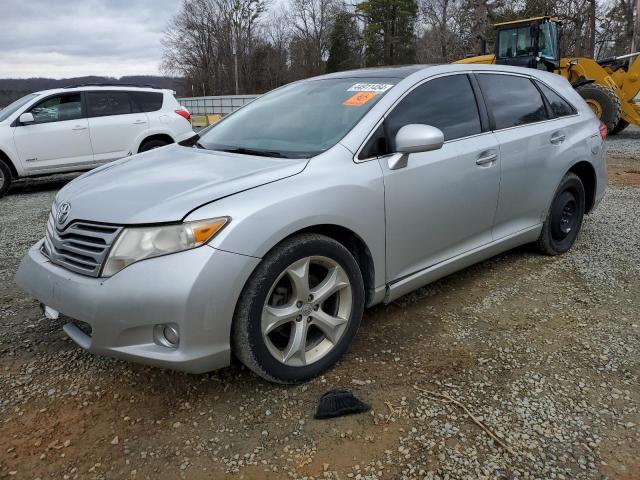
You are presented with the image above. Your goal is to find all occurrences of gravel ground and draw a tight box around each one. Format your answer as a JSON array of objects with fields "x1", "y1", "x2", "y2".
[
  {"x1": 606, "y1": 124, "x2": 640, "y2": 157},
  {"x1": 0, "y1": 139, "x2": 639, "y2": 479}
]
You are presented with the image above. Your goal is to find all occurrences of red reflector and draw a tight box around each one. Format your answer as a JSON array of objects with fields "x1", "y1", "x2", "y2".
[
  {"x1": 175, "y1": 109, "x2": 191, "y2": 121},
  {"x1": 599, "y1": 121, "x2": 607, "y2": 141}
]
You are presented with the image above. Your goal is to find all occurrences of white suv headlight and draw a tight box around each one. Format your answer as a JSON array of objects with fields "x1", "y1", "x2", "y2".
[{"x1": 102, "y1": 217, "x2": 229, "y2": 277}]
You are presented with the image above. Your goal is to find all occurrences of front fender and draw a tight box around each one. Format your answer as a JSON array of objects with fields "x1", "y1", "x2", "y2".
[
  {"x1": 0, "y1": 133, "x2": 24, "y2": 176},
  {"x1": 184, "y1": 148, "x2": 387, "y2": 289}
]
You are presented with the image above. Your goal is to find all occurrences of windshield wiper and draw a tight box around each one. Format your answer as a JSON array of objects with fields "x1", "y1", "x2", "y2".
[{"x1": 219, "y1": 147, "x2": 287, "y2": 158}]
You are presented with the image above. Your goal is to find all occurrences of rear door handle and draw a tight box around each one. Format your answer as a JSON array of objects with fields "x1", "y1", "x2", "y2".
[
  {"x1": 476, "y1": 150, "x2": 498, "y2": 166},
  {"x1": 71, "y1": 125, "x2": 87, "y2": 131},
  {"x1": 550, "y1": 131, "x2": 566, "y2": 145},
  {"x1": 133, "y1": 120, "x2": 147, "y2": 125}
]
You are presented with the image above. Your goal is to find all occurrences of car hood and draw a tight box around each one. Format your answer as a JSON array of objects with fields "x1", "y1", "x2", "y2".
[{"x1": 55, "y1": 145, "x2": 308, "y2": 225}]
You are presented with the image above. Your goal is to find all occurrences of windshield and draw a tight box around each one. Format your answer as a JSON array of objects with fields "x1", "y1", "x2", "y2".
[
  {"x1": 0, "y1": 93, "x2": 38, "y2": 122},
  {"x1": 198, "y1": 78, "x2": 398, "y2": 158}
]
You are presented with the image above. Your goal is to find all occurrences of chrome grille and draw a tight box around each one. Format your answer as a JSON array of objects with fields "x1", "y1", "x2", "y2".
[{"x1": 42, "y1": 210, "x2": 122, "y2": 277}]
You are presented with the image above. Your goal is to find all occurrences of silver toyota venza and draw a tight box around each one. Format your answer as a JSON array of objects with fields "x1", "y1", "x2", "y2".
[{"x1": 16, "y1": 65, "x2": 607, "y2": 383}]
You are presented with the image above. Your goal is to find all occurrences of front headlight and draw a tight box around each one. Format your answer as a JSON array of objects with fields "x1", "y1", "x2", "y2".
[{"x1": 102, "y1": 217, "x2": 229, "y2": 277}]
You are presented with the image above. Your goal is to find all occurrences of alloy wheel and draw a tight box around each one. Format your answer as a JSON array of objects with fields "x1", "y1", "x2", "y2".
[{"x1": 261, "y1": 256, "x2": 353, "y2": 367}]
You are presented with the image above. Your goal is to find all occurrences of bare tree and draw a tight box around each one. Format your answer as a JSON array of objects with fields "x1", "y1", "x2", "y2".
[{"x1": 287, "y1": 0, "x2": 340, "y2": 76}]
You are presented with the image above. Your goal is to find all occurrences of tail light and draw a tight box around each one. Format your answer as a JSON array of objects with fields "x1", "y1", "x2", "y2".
[
  {"x1": 175, "y1": 109, "x2": 191, "y2": 121},
  {"x1": 599, "y1": 121, "x2": 607, "y2": 141}
]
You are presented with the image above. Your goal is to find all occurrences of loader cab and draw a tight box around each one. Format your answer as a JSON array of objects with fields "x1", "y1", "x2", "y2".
[{"x1": 494, "y1": 17, "x2": 561, "y2": 72}]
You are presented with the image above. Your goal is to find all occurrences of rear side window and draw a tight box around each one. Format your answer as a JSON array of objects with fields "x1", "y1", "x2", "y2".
[
  {"x1": 535, "y1": 81, "x2": 575, "y2": 117},
  {"x1": 130, "y1": 92, "x2": 163, "y2": 112},
  {"x1": 385, "y1": 74, "x2": 482, "y2": 144},
  {"x1": 30, "y1": 94, "x2": 82, "y2": 123},
  {"x1": 87, "y1": 91, "x2": 132, "y2": 117},
  {"x1": 478, "y1": 74, "x2": 548, "y2": 129}
]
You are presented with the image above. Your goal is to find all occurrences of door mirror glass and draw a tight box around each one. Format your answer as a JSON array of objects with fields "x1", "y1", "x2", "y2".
[
  {"x1": 19, "y1": 112, "x2": 35, "y2": 124},
  {"x1": 394, "y1": 124, "x2": 444, "y2": 154}
]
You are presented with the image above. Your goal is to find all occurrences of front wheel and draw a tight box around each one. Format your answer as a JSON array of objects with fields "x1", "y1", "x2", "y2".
[
  {"x1": 536, "y1": 173, "x2": 585, "y2": 255},
  {"x1": 232, "y1": 234, "x2": 365, "y2": 383},
  {"x1": 0, "y1": 160, "x2": 12, "y2": 198}
]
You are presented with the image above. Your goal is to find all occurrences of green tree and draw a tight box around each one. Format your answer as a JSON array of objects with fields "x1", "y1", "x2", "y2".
[
  {"x1": 357, "y1": 0, "x2": 418, "y2": 66},
  {"x1": 326, "y1": 11, "x2": 361, "y2": 72}
]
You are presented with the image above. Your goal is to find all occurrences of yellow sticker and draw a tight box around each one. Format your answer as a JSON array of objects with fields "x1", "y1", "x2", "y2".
[{"x1": 343, "y1": 91, "x2": 377, "y2": 106}]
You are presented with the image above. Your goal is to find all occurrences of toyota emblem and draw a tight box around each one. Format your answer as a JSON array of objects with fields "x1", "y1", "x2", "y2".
[{"x1": 57, "y1": 202, "x2": 71, "y2": 225}]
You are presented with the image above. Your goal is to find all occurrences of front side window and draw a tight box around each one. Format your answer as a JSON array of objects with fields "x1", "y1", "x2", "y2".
[
  {"x1": 498, "y1": 27, "x2": 534, "y2": 58},
  {"x1": 30, "y1": 94, "x2": 82, "y2": 123},
  {"x1": 87, "y1": 91, "x2": 132, "y2": 117},
  {"x1": 0, "y1": 93, "x2": 38, "y2": 122},
  {"x1": 198, "y1": 78, "x2": 398, "y2": 158},
  {"x1": 478, "y1": 74, "x2": 548, "y2": 129},
  {"x1": 535, "y1": 81, "x2": 575, "y2": 117},
  {"x1": 385, "y1": 74, "x2": 482, "y2": 146}
]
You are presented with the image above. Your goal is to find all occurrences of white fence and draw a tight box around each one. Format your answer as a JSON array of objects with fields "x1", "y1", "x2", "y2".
[{"x1": 177, "y1": 95, "x2": 259, "y2": 116}]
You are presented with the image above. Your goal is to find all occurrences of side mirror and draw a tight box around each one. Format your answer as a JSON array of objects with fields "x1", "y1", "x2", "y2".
[
  {"x1": 19, "y1": 112, "x2": 35, "y2": 124},
  {"x1": 388, "y1": 124, "x2": 444, "y2": 170},
  {"x1": 395, "y1": 124, "x2": 444, "y2": 154}
]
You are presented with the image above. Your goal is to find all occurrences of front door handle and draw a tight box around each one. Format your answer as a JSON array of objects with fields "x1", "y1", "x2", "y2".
[
  {"x1": 550, "y1": 131, "x2": 566, "y2": 145},
  {"x1": 71, "y1": 125, "x2": 87, "y2": 131},
  {"x1": 476, "y1": 150, "x2": 497, "y2": 166}
]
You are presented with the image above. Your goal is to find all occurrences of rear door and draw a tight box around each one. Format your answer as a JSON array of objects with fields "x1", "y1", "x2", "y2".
[
  {"x1": 86, "y1": 91, "x2": 149, "y2": 162},
  {"x1": 376, "y1": 73, "x2": 501, "y2": 281},
  {"x1": 476, "y1": 73, "x2": 567, "y2": 238},
  {"x1": 13, "y1": 93, "x2": 93, "y2": 172}
]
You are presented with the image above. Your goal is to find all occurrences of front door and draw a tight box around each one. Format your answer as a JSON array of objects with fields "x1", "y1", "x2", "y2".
[
  {"x1": 377, "y1": 74, "x2": 501, "y2": 281},
  {"x1": 13, "y1": 93, "x2": 93, "y2": 172}
]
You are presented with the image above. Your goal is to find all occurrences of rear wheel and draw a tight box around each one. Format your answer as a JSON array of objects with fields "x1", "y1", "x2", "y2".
[
  {"x1": 0, "y1": 160, "x2": 12, "y2": 198},
  {"x1": 609, "y1": 118, "x2": 629, "y2": 135},
  {"x1": 575, "y1": 83, "x2": 621, "y2": 133},
  {"x1": 536, "y1": 173, "x2": 585, "y2": 256},
  {"x1": 139, "y1": 138, "x2": 169, "y2": 152},
  {"x1": 232, "y1": 233, "x2": 365, "y2": 383}
]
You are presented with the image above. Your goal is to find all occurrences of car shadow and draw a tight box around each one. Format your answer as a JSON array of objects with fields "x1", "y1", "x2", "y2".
[{"x1": 8, "y1": 173, "x2": 80, "y2": 195}]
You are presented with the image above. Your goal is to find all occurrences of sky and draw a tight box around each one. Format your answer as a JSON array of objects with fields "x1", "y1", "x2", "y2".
[{"x1": 0, "y1": 0, "x2": 183, "y2": 79}]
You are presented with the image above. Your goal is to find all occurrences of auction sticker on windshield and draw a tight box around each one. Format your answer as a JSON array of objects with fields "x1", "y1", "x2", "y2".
[
  {"x1": 347, "y1": 83, "x2": 394, "y2": 93},
  {"x1": 343, "y1": 92, "x2": 377, "y2": 106}
]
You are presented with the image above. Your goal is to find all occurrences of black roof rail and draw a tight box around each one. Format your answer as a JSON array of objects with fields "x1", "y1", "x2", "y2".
[{"x1": 62, "y1": 83, "x2": 162, "y2": 89}]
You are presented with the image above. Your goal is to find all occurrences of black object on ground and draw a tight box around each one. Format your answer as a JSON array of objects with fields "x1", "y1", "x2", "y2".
[{"x1": 314, "y1": 389, "x2": 370, "y2": 420}]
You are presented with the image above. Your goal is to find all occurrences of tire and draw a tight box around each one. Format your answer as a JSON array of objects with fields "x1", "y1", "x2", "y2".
[
  {"x1": 139, "y1": 139, "x2": 169, "y2": 152},
  {"x1": 232, "y1": 233, "x2": 365, "y2": 384},
  {"x1": 0, "y1": 159, "x2": 12, "y2": 198},
  {"x1": 609, "y1": 118, "x2": 629, "y2": 135},
  {"x1": 575, "y1": 83, "x2": 621, "y2": 133},
  {"x1": 536, "y1": 172, "x2": 586, "y2": 256}
]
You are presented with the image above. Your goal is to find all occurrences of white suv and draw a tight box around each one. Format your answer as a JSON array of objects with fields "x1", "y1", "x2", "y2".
[{"x1": 0, "y1": 85, "x2": 195, "y2": 196}]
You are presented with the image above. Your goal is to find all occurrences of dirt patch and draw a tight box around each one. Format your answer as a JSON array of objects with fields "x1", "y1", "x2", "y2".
[{"x1": 608, "y1": 153, "x2": 640, "y2": 186}]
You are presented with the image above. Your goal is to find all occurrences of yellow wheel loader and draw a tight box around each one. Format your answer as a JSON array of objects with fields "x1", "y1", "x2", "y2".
[{"x1": 455, "y1": 16, "x2": 640, "y2": 134}]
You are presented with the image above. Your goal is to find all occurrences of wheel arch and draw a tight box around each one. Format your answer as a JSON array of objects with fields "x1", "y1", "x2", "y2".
[
  {"x1": 0, "y1": 148, "x2": 18, "y2": 179},
  {"x1": 243, "y1": 224, "x2": 378, "y2": 308},
  {"x1": 293, "y1": 224, "x2": 376, "y2": 306},
  {"x1": 137, "y1": 133, "x2": 175, "y2": 153},
  {"x1": 567, "y1": 160, "x2": 597, "y2": 214}
]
